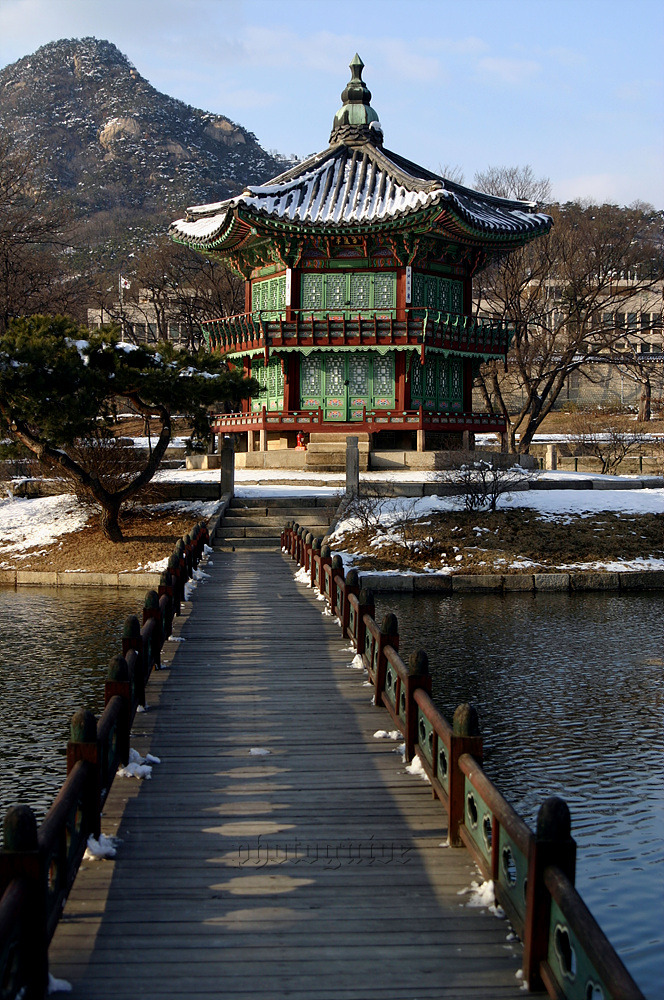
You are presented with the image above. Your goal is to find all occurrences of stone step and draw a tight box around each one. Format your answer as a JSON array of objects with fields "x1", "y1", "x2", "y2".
[
  {"x1": 213, "y1": 537, "x2": 281, "y2": 551},
  {"x1": 229, "y1": 497, "x2": 330, "y2": 509},
  {"x1": 308, "y1": 432, "x2": 371, "y2": 444},
  {"x1": 224, "y1": 510, "x2": 335, "y2": 524},
  {"x1": 217, "y1": 524, "x2": 329, "y2": 539}
]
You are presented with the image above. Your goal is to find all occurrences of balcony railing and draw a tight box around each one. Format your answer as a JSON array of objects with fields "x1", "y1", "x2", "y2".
[
  {"x1": 212, "y1": 407, "x2": 506, "y2": 435},
  {"x1": 203, "y1": 309, "x2": 513, "y2": 359}
]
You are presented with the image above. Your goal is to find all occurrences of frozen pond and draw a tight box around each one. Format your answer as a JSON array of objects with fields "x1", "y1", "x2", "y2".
[{"x1": 374, "y1": 589, "x2": 664, "y2": 999}]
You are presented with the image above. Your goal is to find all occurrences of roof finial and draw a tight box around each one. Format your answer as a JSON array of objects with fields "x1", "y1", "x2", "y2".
[{"x1": 330, "y1": 54, "x2": 383, "y2": 147}]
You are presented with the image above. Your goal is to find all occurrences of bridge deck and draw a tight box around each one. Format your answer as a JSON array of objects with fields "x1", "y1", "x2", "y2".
[{"x1": 49, "y1": 550, "x2": 527, "y2": 999}]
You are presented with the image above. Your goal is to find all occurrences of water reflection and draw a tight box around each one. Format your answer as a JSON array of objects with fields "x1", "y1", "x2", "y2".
[
  {"x1": 0, "y1": 587, "x2": 143, "y2": 820},
  {"x1": 375, "y1": 590, "x2": 664, "y2": 999}
]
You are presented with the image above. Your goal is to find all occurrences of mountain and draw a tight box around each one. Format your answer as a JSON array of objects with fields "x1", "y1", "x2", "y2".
[{"x1": 0, "y1": 37, "x2": 288, "y2": 258}]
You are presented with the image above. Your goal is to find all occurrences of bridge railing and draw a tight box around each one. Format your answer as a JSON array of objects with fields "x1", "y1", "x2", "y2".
[
  {"x1": 0, "y1": 522, "x2": 210, "y2": 1000},
  {"x1": 281, "y1": 522, "x2": 646, "y2": 1000}
]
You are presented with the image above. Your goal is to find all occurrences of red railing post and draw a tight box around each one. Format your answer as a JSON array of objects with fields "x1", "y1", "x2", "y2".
[
  {"x1": 105, "y1": 655, "x2": 132, "y2": 766},
  {"x1": 356, "y1": 587, "x2": 375, "y2": 655},
  {"x1": 404, "y1": 650, "x2": 431, "y2": 762},
  {"x1": 122, "y1": 615, "x2": 145, "y2": 708},
  {"x1": 330, "y1": 554, "x2": 344, "y2": 616},
  {"x1": 341, "y1": 568, "x2": 359, "y2": 635},
  {"x1": 374, "y1": 613, "x2": 399, "y2": 705},
  {"x1": 66, "y1": 709, "x2": 101, "y2": 839},
  {"x1": 523, "y1": 797, "x2": 576, "y2": 992},
  {"x1": 0, "y1": 805, "x2": 48, "y2": 999},
  {"x1": 448, "y1": 704, "x2": 483, "y2": 847}
]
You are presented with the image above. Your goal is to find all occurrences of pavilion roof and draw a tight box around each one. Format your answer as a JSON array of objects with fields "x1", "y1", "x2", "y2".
[{"x1": 170, "y1": 56, "x2": 551, "y2": 255}]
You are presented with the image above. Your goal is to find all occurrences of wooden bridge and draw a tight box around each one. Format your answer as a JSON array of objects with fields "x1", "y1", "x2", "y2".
[{"x1": 0, "y1": 512, "x2": 645, "y2": 1000}]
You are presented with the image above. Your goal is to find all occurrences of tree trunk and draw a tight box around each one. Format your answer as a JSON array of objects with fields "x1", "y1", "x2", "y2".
[
  {"x1": 638, "y1": 376, "x2": 651, "y2": 422},
  {"x1": 100, "y1": 502, "x2": 123, "y2": 542}
]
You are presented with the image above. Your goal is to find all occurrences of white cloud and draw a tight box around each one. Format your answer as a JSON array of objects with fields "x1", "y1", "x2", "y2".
[{"x1": 476, "y1": 56, "x2": 541, "y2": 85}]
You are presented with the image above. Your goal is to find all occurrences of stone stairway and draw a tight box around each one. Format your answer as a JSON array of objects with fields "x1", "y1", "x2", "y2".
[{"x1": 213, "y1": 496, "x2": 338, "y2": 551}]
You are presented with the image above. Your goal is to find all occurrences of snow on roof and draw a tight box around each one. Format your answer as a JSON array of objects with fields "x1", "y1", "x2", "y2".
[{"x1": 170, "y1": 143, "x2": 551, "y2": 245}]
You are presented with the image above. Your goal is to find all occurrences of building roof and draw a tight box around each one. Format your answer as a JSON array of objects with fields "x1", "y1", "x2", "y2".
[{"x1": 170, "y1": 57, "x2": 551, "y2": 254}]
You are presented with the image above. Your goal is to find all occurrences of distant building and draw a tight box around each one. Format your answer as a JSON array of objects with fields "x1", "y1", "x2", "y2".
[{"x1": 87, "y1": 287, "x2": 195, "y2": 347}]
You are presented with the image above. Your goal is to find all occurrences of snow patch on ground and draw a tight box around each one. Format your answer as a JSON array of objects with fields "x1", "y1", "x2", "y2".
[
  {"x1": 405, "y1": 755, "x2": 431, "y2": 783},
  {"x1": 459, "y1": 879, "x2": 505, "y2": 918},
  {"x1": 0, "y1": 494, "x2": 88, "y2": 561},
  {"x1": 84, "y1": 833, "x2": 118, "y2": 860}
]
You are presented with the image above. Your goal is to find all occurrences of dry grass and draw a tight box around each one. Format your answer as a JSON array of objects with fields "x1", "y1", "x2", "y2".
[
  {"x1": 337, "y1": 510, "x2": 664, "y2": 574},
  {"x1": 2, "y1": 509, "x2": 202, "y2": 573}
]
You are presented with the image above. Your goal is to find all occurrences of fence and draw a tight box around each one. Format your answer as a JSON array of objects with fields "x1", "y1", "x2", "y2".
[
  {"x1": 282, "y1": 521, "x2": 646, "y2": 1000},
  {"x1": 0, "y1": 522, "x2": 209, "y2": 1000}
]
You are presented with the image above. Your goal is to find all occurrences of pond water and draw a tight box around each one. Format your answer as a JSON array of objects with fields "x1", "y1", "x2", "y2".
[
  {"x1": 0, "y1": 585, "x2": 661, "y2": 996},
  {"x1": 374, "y1": 590, "x2": 664, "y2": 1000},
  {"x1": 0, "y1": 587, "x2": 144, "y2": 821}
]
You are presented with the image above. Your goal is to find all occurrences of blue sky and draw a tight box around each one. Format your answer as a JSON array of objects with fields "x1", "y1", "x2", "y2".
[{"x1": 1, "y1": 0, "x2": 662, "y2": 207}]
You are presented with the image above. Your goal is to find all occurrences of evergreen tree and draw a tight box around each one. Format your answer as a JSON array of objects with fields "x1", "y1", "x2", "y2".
[{"x1": 0, "y1": 315, "x2": 257, "y2": 540}]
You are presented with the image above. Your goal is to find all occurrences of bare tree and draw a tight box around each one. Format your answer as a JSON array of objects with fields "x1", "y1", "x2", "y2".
[
  {"x1": 567, "y1": 413, "x2": 648, "y2": 474},
  {"x1": 473, "y1": 164, "x2": 552, "y2": 205},
  {"x1": 0, "y1": 141, "x2": 73, "y2": 331},
  {"x1": 475, "y1": 200, "x2": 663, "y2": 452}
]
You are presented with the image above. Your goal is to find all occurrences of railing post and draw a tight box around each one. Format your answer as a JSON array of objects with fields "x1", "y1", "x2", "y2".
[
  {"x1": 0, "y1": 805, "x2": 48, "y2": 1000},
  {"x1": 356, "y1": 587, "x2": 375, "y2": 655},
  {"x1": 303, "y1": 531, "x2": 313, "y2": 572},
  {"x1": 142, "y1": 590, "x2": 163, "y2": 670},
  {"x1": 330, "y1": 554, "x2": 344, "y2": 617},
  {"x1": 341, "y1": 568, "x2": 359, "y2": 635},
  {"x1": 122, "y1": 615, "x2": 145, "y2": 708},
  {"x1": 310, "y1": 537, "x2": 322, "y2": 588},
  {"x1": 290, "y1": 522, "x2": 299, "y2": 559},
  {"x1": 448, "y1": 704, "x2": 483, "y2": 847},
  {"x1": 66, "y1": 709, "x2": 100, "y2": 839},
  {"x1": 105, "y1": 655, "x2": 131, "y2": 766},
  {"x1": 523, "y1": 797, "x2": 576, "y2": 992},
  {"x1": 319, "y1": 543, "x2": 332, "y2": 596},
  {"x1": 374, "y1": 613, "x2": 399, "y2": 704},
  {"x1": 167, "y1": 554, "x2": 183, "y2": 614},
  {"x1": 404, "y1": 650, "x2": 431, "y2": 761}
]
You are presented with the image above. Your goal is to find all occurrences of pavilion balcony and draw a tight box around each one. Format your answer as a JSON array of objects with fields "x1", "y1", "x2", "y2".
[
  {"x1": 203, "y1": 309, "x2": 513, "y2": 360},
  {"x1": 211, "y1": 407, "x2": 507, "y2": 437}
]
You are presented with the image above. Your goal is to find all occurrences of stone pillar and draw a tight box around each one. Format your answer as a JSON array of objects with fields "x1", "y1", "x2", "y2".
[
  {"x1": 546, "y1": 444, "x2": 557, "y2": 471},
  {"x1": 462, "y1": 430, "x2": 475, "y2": 452},
  {"x1": 259, "y1": 426, "x2": 267, "y2": 452},
  {"x1": 247, "y1": 430, "x2": 255, "y2": 452},
  {"x1": 221, "y1": 436, "x2": 235, "y2": 498},
  {"x1": 416, "y1": 428, "x2": 426, "y2": 452},
  {"x1": 346, "y1": 435, "x2": 359, "y2": 496}
]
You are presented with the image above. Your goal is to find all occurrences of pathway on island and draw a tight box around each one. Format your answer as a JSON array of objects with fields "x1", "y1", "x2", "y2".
[{"x1": 49, "y1": 550, "x2": 528, "y2": 1000}]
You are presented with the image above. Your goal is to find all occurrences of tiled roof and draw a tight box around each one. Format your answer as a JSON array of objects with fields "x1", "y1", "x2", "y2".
[{"x1": 171, "y1": 142, "x2": 551, "y2": 245}]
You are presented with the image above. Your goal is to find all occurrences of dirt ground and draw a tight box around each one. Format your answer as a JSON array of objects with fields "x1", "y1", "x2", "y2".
[
  {"x1": 3, "y1": 508, "x2": 202, "y2": 573},
  {"x1": 337, "y1": 509, "x2": 664, "y2": 574}
]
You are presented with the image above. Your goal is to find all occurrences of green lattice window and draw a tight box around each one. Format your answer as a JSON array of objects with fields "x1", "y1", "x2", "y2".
[
  {"x1": 300, "y1": 271, "x2": 396, "y2": 314},
  {"x1": 412, "y1": 274, "x2": 463, "y2": 314},
  {"x1": 411, "y1": 354, "x2": 464, "y2": 411},
  {"x1": 252, "y1": 275, "x2": 286, "y2": 317},
  {"x1": 251, "y1": 355, "x2": 284, "y2": 411}
]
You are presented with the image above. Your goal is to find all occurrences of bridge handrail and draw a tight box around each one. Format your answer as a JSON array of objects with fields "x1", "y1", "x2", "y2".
[
  {"x1": 281, "y1": 521, "x2": 646, "y2": 1000},
  {"x1": 0, "y1": 520, "x2": 210, "y2": 999}
]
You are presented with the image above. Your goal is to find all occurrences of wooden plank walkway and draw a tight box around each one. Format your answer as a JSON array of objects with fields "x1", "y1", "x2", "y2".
[{"x1": 49, "y1": 551, "x2": 527, "y2": 999}]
